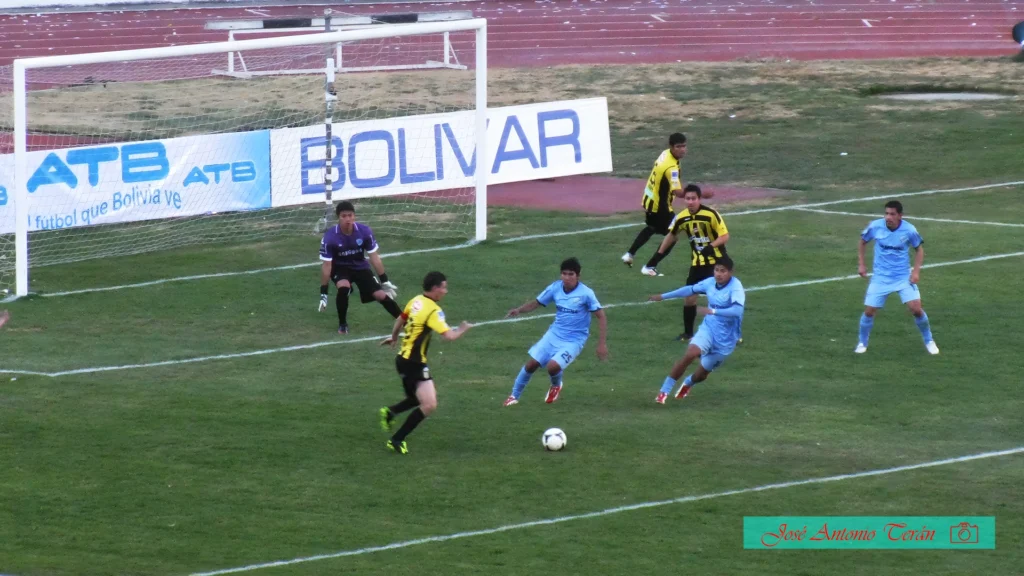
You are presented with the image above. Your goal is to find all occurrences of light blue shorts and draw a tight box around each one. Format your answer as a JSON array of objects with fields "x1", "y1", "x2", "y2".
[
  {"x1": 528, "y1": 333, "x2": 586, "y2": 370},
  {"x1": 864, "y1": 279, "x2": 920, "y2": 308},
  {"x1": 689, "y1": 326, "x2": 733, "y2": 372}
]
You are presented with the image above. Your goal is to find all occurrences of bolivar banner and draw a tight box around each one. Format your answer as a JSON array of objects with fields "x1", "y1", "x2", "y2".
[
  {"x1": 0, "y1": 131, "x2": 272, "y2": 235},
  {"x1": 268, "y1": 97, "x2": 613, "y2": 207}
]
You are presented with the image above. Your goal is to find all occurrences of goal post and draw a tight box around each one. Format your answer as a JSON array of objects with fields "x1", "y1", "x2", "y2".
[{"x1": 4, "y1": 17, "x2": 488, "y2": 297}]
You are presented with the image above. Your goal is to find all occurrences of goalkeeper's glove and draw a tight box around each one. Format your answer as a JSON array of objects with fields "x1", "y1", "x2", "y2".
[
  {"x1": 699, "y1": 245, "x2": 716, "y2": 258},
  {"x1": 319, "y1": 285, "x2": 329, "y2": 312},
  {"x1": 379, "y1": 273, "x2": 398, "y2": 300}
]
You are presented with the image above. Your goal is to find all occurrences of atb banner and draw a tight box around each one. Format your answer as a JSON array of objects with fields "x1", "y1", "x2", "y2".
[
  {"x1": 0, "y1": 130, "x2": 272, "y2": 234},
  {"x1": 268, "y1": 97, "x2": 613, "y2": 207}
]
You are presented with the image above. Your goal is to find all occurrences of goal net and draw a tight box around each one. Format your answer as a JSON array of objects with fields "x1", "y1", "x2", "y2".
[{"x1": 0, "y1": 16, "x2": 487, "y2": 297}]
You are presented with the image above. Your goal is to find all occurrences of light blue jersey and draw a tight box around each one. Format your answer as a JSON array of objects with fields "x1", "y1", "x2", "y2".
[
  {"x1": 861, "y1": 218, "x2": 923, "y2": 283},
  {"x1": 536, "y1": 280, "x2": 602, "y2": 343},
  {"x1": 662, "y1": 276, "x2": 745, "y2": 355}
]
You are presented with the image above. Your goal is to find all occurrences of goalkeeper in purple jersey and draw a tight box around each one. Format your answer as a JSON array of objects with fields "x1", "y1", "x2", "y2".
[{"x1": 319, "y1": 201, "x2": 402, "y2": 334}]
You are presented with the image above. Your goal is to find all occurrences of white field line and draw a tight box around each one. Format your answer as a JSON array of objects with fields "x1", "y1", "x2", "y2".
[
  {"x1": 796, "y1": 207, "x2": 1024, "y2": 228},
  {"x1": 20, "y1": 180, "x2": 1022, "y2": 299},
  {"x1": 496, "y1": 179, "x2": 1024, "y2": 244},
  {"x1": 4, "y1": 249, "x2": 1023, "y2": 378},
  {"x1": 189, "y1": 445, "x2": 1024, "y2": 576}
]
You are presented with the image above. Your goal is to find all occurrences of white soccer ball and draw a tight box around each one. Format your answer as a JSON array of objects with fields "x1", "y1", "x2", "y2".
[{"x1": 542, "y1": 427, "x2": 567, "y2": 451}]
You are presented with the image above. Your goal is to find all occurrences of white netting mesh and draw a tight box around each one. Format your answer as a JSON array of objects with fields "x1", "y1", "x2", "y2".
[{"x1": 0, "y1": 25, "x2": 479, "y2": 294}]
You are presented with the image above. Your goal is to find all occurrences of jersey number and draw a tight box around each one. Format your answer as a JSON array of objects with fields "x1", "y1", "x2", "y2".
[{"x1": 560, "y1": 352, "x2": 573, "y2": 364}]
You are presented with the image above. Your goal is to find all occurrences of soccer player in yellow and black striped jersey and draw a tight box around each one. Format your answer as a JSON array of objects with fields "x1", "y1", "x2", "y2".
[
  {"x1": 641, "y1": 184, "x2": 731, "y2": 339},
  {"x1": 378, "y1": 271, "x2": 473, "y2": 455},
  {"x1": 621, "y1": 133, "x2": 688, "y2": 269}
]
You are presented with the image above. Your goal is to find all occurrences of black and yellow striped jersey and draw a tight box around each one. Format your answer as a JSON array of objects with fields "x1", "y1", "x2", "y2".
[
  {"x1": 669, "y1": 205, "x2": 729, "y2": 266},
  {"x1": 642, "y1": 149, "x2": 682, "y2": 214},
  {"x1": 398, "y1": 294, "x2": 451, "y2": 364}
]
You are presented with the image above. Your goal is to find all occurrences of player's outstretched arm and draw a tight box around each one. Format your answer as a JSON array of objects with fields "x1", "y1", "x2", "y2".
[
  {"x1": 649, "y1": 285, "x2": 696, "y2": 302},
  {"x1": 381, "y1": 314, "x2": 407, "y2": 348},
  {"x1": 506, "y1": 300, "x2": 541, "y2": 318},
  {"x1": 593, "y1": 308, "x2": 609, "y2": 361},
  {"x1": 441, "y1": 321, "x2": 474, "y2": 341}
]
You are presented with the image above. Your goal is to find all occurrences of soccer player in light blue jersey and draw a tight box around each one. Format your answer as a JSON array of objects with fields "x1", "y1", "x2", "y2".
[
  {"x1": 647, "y1": 256, "x2": 744, "y2": 404},
  {"x1": 503, "y1": 257, "x2": 609, "y2": 406},
  {"x1": 856, "y1": 201, "x2": 939, "y2": 355}
]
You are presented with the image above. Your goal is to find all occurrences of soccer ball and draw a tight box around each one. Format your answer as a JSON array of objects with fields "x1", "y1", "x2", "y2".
[{"x1": 542, "y1": 427, "x2": 567, "y2": 451}]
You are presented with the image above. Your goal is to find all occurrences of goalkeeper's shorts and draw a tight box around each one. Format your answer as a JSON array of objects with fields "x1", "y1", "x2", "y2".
[{"x1": 331, "y1": 265, "x2": 381, "y2": 303}]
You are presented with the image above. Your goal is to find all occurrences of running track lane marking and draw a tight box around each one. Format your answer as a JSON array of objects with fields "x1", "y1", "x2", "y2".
[
  {"x1": 795, "y1": 207, "x2": 1024, "y2": 228},
  {"x1": 4, "y1": 249, "x2": 1023, "y2": 378},
  {"x1": 17, "y1": 179, "x2": 1021, "y2": 300},
  {"x1": 188, "y1": 446, "x2": 1024, "y2": 575}
]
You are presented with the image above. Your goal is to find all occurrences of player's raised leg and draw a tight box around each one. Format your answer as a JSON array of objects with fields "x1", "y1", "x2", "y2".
[
  {"x1": 656, "y1": 343, "x2": 702, "y2": 403},
  {"x1": 506, "y1": 356, "x2": 543, "y2": 406}
]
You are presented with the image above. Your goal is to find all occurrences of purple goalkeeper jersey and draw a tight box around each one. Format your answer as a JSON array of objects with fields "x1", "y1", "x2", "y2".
[{"x1": 319, "y1": 223, "x2": 378, "y2": 270}]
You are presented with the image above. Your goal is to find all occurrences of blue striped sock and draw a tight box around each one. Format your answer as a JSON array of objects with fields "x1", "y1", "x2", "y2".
[
  {"x1": 660, "y1": 376, "x2": 676, "y2": 395},
  {"x1": 915, "y1": 312, "x2": 933, "y2": 342},
  {"x1": 549, "y1": 371, "x2": 562, "y2": 388}
]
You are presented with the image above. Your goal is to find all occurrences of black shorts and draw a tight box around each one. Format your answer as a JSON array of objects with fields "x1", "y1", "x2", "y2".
[
  {"x1": 686, "y1": 264, "x2": 716, "y2": 286},
  {"x1": 645, "y1": 210, "x2": 674, "y2": 236},
  {"x1": 395, "y1": 356, "x2": 431, "y2": 398},
  {"x1": 331, "y1": 265, "x2": 381, "y2": 304}
]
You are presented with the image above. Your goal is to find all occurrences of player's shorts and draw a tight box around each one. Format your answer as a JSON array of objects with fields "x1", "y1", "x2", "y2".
[
  {"x1": 645, "y1": 209, "x2": 674, "y2": 236},
  {"x1": 689, "y1": 326, "x2": 734, "y2": 372},
  {"x1": 528, "y1": 332, "x2": 586, "y2": 371},
  {"x1": 686, "y1": 264, "x2": 716, "y2": 286},
  {"x1": 395, "y1": 355, "x2": 432, "y2": 398},
  {"x1": 864, "y1": 278, "x2": 921, "y2": 308},
  {"x1": 331, "y1": 265, "x2": 381, "y2": 304}
]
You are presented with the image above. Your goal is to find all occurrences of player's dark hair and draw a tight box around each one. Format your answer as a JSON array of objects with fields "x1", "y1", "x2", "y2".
[
  {"x1": 683, "y1": 184, "x2": 702, "y2": 198},
  {"x1": 560, "y1": 257, "x2": 582, "y2": 275},
  {"x1": 885, "y1": 200, "x2": 903, "y2": 214},
  {"x1": 422, "y1": 271, "x2": 447, "y2": 292},
  {"x1": 714, "y1": 255, "x2": 735, "y2": 271},
  {"x1": 669, "y1": 132, "x2": 687, "y2": 146},
  {"x1": 335, "y1": 201, "x2": 356, "y2": 216}
]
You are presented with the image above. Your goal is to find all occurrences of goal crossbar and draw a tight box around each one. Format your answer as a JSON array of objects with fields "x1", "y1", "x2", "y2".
[{"x1": 10, "y1": 18, "x2": 489, "y2": 297}]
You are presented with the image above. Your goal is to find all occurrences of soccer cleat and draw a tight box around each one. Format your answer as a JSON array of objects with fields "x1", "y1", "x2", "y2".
[
  {"x1": 386, "y1": 439, "x2": 408, "y2": 455},
  {"x1": 503, "y1": 396, "x2": 519, "y2": 407},
  {"x1": 545, "y1": 385, "x2": 562, "y2": 404},
  {"x1": 674, "y1": 383, "x2": 692, "y2": 400},
  {"x1": 675, "y1": 333, "x2": 693, "y2": 341},
  {"x1": 338, "y1": 324, "x2": 349, "y2": 335},
  {"x1": 655, "y1": 392, "x2": 668, "y2": 404},
  {"x1": 379, "y1": 407, "x2": 395, "y2": 432},
  {"x1": 854, "y1": 343, "x2": 867, "y2": 354},
  {"x1": 640, "y1": 266, "x2": 658, "y2": 277},
  {"x1": 621, "y1": 252, "x2": 634, "y2": 267},
  {"x1": 925, "y1": 341, "x2": 940, "y2": 355}
]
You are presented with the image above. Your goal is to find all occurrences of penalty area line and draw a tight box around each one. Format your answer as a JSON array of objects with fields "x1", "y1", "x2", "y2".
[
  {"x1": 189, "y1": 445, "x2": 1024, "y2": 575},
  {"x1": 4, "y1": 249, "x2": 1023, "y2": 378}
]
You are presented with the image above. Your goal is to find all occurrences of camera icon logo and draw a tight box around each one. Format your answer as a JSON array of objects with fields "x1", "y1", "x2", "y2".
[{"x1": 949, "y1": 522, "x2": 980, "y2": 544}]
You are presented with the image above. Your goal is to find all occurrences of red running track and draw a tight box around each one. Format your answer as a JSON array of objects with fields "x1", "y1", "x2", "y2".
[{"x1": 0, "y1": 0, "x2": 1021, "y2": 70}]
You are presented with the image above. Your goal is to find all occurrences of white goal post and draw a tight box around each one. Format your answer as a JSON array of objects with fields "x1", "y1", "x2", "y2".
[{"x1": 7, "y1": 18, "x2": 488, "y2": 298}]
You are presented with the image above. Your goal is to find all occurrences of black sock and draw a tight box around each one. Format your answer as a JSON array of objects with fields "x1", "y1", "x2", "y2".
[
  {"x1": 661, "y1": 241, "x2": 675, "y2": 257},
  {"x1": 627, "y1": 226, "x2": 657, "y2": 255},
  {"x1": 388, "y1": 397, "x2": 419, "y2": 416},
  {"x1": 336, "y1": 289, "x2": 350, "y2": 325},
  {"x1": 646, "y1": 251, "x2": 666, "y2": 269},
  {"x1": 391, "y1": 408, "x2": 425, "y2": 444},
  {"x1": 683, "y1": 305, "x2": 697, "y2": 335},
  {"x1": 381, "y1": 296, "x2": 402, "y2": 318}
]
